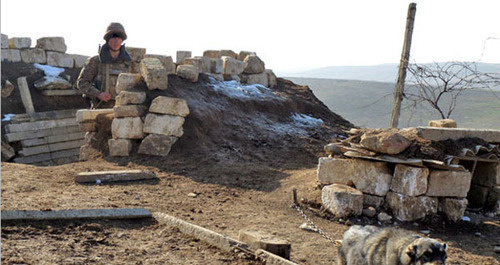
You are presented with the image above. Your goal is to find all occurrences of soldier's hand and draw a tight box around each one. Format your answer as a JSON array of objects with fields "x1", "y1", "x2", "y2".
[{"x1": 97, "y1": 92, "x2": 112, "y2": 102}]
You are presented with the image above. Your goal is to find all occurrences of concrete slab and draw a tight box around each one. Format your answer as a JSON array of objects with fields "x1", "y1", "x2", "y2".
[
  {"x1": 19, "y1": 139, "x2": 85, "y2": 156},
  {"x1": 417, "y1": 127, "x2": 500, "y2": 143},
  {"x1": 4, "y1": 117, "x2": 78, "y2": 134},
  {"x1": 1, "y1": 208, "x2": 151, "y2": 221},
  {"x1": 8, "y1": 109, "x2": 78, "y2": 123},
  {"x1": 75, "y1": 170, "x2": 157, "y2": 183},
  {"x1": 13, "y1": 148, "x2": 80, "y2": 164},
  {"x1": 21, "y1": 132, "x2": 85, "y2": 147}
]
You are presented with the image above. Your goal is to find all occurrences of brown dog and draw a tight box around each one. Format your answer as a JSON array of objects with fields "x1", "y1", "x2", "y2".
[{"x1": 338, "y1": 225, "x2": 447, "y2": 265}]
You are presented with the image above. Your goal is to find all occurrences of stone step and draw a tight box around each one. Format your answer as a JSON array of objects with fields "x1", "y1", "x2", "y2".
[
  {"x1": 19, "y1": 139, "x2": 85, "y2": 156},
  {"x1": 4, "y1": 125, "x2": 80, "y2": 142},
  {"x1": 21, "y1": 132, "x2": 85, "y2": 147},
  {"x1": 4, "y1": 117, "x2": 78, "y2": 134},
  {"x1": 416, "y1": 126, "x2": 500, "y2": 143},
  {"x1": 7, "y1": 109, "x2": 78, "y2": 123},
  {"x1": 75, "y1": 170, "x2": 157, "y2": 183},
  {"x1": 1, "y1": 208, "x2": 152, "y2": 221},
  {"x1": 13, "y1": 148, "x2": 80, "y2": 164}
]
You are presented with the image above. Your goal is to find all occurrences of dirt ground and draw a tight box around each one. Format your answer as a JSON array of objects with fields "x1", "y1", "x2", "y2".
[{"x1": 1, "y1": 159, "x2": 499, "y2": 265}]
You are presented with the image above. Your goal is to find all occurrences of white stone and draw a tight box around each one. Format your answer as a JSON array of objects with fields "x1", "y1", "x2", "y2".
[
  {"x1": 203, "y1": 50, "x2": 221, "y2": 58},
  {"x1": 192, "y1": 56, "x2": 211, "y2": 73},
  {"x1": 36, "y1": 37, "x2": 67, "y2": 52},
  {"x1": 20, "y1": 48, "x2": 46, "y2": 64},
  {"x1": 140, "y1": 58, "x2": 168, "y2": 90},
  {"x1": 145, "y1": 54, "x2": 176, "y2": 74},
  {"x1": 115, "y1": 91, "x2": 147, "y2": 105},
  {"x1": 243, "y1": 55, "x2": 265, "y2": 74},
  {"x1": 176, "y1": 65, "x2": 198, "y2": 82},
  {"x1": 149, "y1": 96, "x2": 189, "y2": 117},
  {"x1": 9, "y1": 37, "x2": 31, "y2": 49},
  {"x1": 113, "y1": 105, "x2": 147, "y2": 118},
  {"x1": 428, "y1": 119, "x2": 457, "y2": 128},
  {"x1": 125, "y1": 47, "x2": 146, "y2": 62},
  {"x1": 426, "y1": 170, "x2": 472, "y2": 197},
  {"x1": 143, "y1": 113, "x2": 184, "y2": 137},
  {"x1": 222, "y1": 56, "x2": 245, "y2": 75},
  {"x1": 210, "y1": 58, "x2": 223, "y2": 74},
  {"x1": 115, "y1": 73, "x2": 143, "y2": 94},
  {"x1": 108, "y1": 138, "x2": 133, "y2": 156},
  {"x1": 76, "y1": 109, "x2": 114, "y2": 123},
  {"x1": 360, "y1": 131, "x2": 411, "y2": 155},
  {"x1": 176, "y1": 51, "x2": 191, "y2": 64},
  {"x1": 46, "y1": 51, "x2": 74, "y2": 68},
  {"x1": 111, "y1": 117, "x2": 144, "y2": 139},
  {"x1": 240, "y1": 73, "x2": 268, "y2": 87},
  {"x1": 1, "y1": 49, "x2": 21, "y2": 62},
  {"x1": 317, "y1": 157, "x2": 392, "y2": 196},
  {"x1": 220, "y1": 50, "x2": 237, "y2": 59},
  {"x1": 322, "y1": 184, "x2": 363, "y2": 218},
  {"x1": 386, "y1": 191, "x2": 438, "y2": 221},
  {"x1": 1, "y1": 34, "x2": 9, "y2": 48},
  {"x1": 138, "y1": 134, "x2": 178, "y2": 156},
  {"x1": 391, "y1": 164, "x2": 429, "y2": 196}
]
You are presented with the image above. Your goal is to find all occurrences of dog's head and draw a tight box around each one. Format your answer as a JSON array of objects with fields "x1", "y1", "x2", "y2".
[{"x1": 405, "y1": 237, "x2": 447, "y2": 265}]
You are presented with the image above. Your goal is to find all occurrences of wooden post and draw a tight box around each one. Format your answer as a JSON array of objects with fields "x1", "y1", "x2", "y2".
[
  {"x1": 390, "y1": 3, "x2": 417, "y2": 128},
  {"x1": 17, "y1": 77, "x2": 36, "y2": 117}
]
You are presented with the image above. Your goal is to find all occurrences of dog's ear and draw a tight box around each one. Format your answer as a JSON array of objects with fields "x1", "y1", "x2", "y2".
[
  {"x1": 443, "y1": 243, "x2": 447, "y2": 251},
  {"x1": 405, "y1": 244, "x2": 418, "y2": 259}
]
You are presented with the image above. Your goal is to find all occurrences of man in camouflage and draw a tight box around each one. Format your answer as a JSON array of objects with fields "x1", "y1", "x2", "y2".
[{"x1": 77, "y1": 22, "x2": 137, "y2": 109}]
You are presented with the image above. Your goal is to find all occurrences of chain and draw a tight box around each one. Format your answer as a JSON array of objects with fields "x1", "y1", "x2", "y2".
[{"x1": 290, "y1": 201, "x2": 338, "y2": 245}]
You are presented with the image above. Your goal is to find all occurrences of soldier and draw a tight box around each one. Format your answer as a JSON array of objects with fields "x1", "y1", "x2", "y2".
[{"x1": 77, "y1": 22, "x2": 136, "y2": 109}]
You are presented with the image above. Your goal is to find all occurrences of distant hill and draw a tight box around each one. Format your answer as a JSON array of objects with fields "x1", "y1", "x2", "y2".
[
  {"x1": 285, "y1": 77, "x2": 500, "y2": 129},
  {"x1": 279, "y1": 62, "x2": 500, "y2": 83}
]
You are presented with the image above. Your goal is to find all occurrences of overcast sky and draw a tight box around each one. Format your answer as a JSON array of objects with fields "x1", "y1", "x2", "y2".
[{"x1": 1, "y1": 0, "x2": 499, "y2": 73}]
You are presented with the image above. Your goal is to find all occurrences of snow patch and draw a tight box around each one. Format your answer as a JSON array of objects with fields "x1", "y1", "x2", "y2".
[
  {"x1": 254, "y1": 113, "x2": 324, "y2": 137},
  {"x1": 34, "y1": 63, "x2": 65, "y2": 77},
  {"x1": 208, "y1": 78, "x2": 281, "y2": 100}
]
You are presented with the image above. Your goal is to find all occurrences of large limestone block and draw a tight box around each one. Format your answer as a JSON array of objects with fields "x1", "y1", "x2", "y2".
[
  {"x1": 210, "y1": 58, "x2": 223, "y2": 74},
  {"x1": 125, "y1": 47, "x2": 146, "y2": 62},
  {"x1": 36, "y1": 37, "x2": 67, "y2": 52},
  {"x1": 111, "y1": 117, "x2": 144, "y2": 139},
  {"x1": 391, "y1": 164, "x2": 429, "y2": 196},
  {"x1": 145, "y1": 54, "x2": 176, "y2": 73},
  {"x1": 140, "y1": 58, "x2": 168, "y2": 90},
  {"x1": 176, "y1": 51, "x2": 191, "y2": 64},
  {"x1": 363, "y1": 194, "x2": 385, "y2": 209},
  {"x1": 116, "y1": 91, "x2": 147, "y2": 105},
  {"x1": 182, "y1": 57, "x2": 203, "y2": 73},
  {"x1": 143, "y1": 113, "x2": 184, "y2": 137},
  {"x1": 266, "y1": 69, "x2": 277, "y2": 88},
  {"x1": 439, "y1": 198, "x2": 467, "y2": 222},
  {"x1": 360, "y1": 131, "x2": 411, "y2": 155},
  {"x1": 46, "y1": 51, "x2": 74, "y2": 68},
  {"x1": 76, "y1": 109, "x2": 114, "y2": 123},
  {"x1": 203, "y1": 50, "x2": 221, "y2": 58},
  {"x1": 317, "y1": 157, "x2": 392, "y2": 196},
  {"x1": 426, "y1": 170, "x2": 472, "y2": 197},
  {"x1": 113, "y1": 105, "x2": 147, "y2": 118},
  {"x1": 428, "y1": 119, "x2": 457, "y2": 128},
  {"x1": 9, "y1": 37, "x2": 31, "y2": 49},
  {"x1": 176, "y1": 65, "x2": 198, "y2": 82},
  {"x1": 115, "y1": 73, "x2": 143, "y2": 94},
  {"x1": 243, "y1": 55, "x2": 265, "y2": 74},
  {"x1": 149, "y1": 96, "x2": 189, "y2": 117},
  {"x1": 108, "y1": 138, "x2": 133, "y2": 157},
  {"x1": 238, "y1": 51, "x2": 256, "y2": 61},
  {"x1": 472, "y1": 163, "x2": 500, "y2": 187},
  {"x1": 1, "y1": 34, "x2": 8, "y2": 48},
  {"x1": 322, "y1": 184, "x2": 363, "y2": 218},
  {"x1": 34, "y1": 76, "x2": 72, "y2": 90},
  {"x1": 222, "y1": 56, "x2": 245, "y2": 75},
  {"x1": 240, "y1": 73, "x2": 268, "y2": 87},
  {"x1": 138, "y1": 134, "x2": 177, "y2": 156},
  {"x1": 72, "y1": 54, "x2": 90, "y2": 68},
  {"x1": 220, "y1": 50, "x2": 237, "y2": 59},
  {"x1": 195, "y1": 56, "x2": 212, "y2": 73},
  {"x1": 1, "y1": 49, "x2": 21, "y2": 62},
  {"x1": 386, "y1": 191, "x2": 438, "y2": 221},
  {"x1": 20, "y1": 48, "x2": 47, "y2": 64}
]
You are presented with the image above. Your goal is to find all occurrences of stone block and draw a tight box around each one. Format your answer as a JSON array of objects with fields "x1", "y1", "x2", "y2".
[
  {"x1": 46, "y1": 51, "x2": 74, "y2": 68},
  {"x1": 115, "y1": 73, "x2": 143, "y2": 94},
  {"x1": 9, "y1": 37, "x2": 31, "y2": 49},
  {"x1": 20, "y1": 48, "x2": 47, "y2": 64},
  {"x1": 145, "y1": 54, "x2": 176, "y2": 73},
  {"x1": 1, "y1": 34, "x2": 8, "y2": 48},
  {"x1": 79, "y1": 122, "x2": 96, "y2": 132},
  {"x1": 194, "y1": 56, "x2": 211, "y2": 73},
  {"x1": 113, "y1": 105, "x2": 147, "y2": 118},
  {"x1": 360, "y1": 131, "x2": 411, "y2": 155},
  {"x1": 206, "y1": 73, "x2": 224, "y2": 81},
  {"x1": 2, "y1": 80, "x2": 15, "y2": 97},
  {"x1": 76, "y1": 109, "x2": 114, "y2": 122},
  {"x1": 176, "y1": 65, "x2": 198, "y2": 82},
  {"x1": 243, "y1": 55, "x2": 265, "y2": 74},
  {"x1": 210, "y1": 58, "x2": 223, "y2": 74},
  {"x1": 140, "y1": 58, "x2": 168, "y2": 90},
  {"x1": 17, "y1": 77, "x2": 35, "y2": 115},
  {"x1": 115, "y1": 91, "x2": 147, "y2": 105},
  {"x1": 34, "y1": 76, "x2": 72, "y2": 90},
  {"x1": 149, "y1": 96, "x2": 189, "y2": 117},
  {"x1": 363, "y1": 194, "x2": 385, "y2": 209},
  {"x1": 266, "y1": 69, "x2": 277, "y2": 88},
  {"x1": 322, "y1": 184, "x2": 363, "y2": 218},
  {"x1": 428, "y1": 119, "x2": 457, "y2": 128},
  {"x1": 391, "y1": 164, "x2": 429, "y2": 196},
  {"x1": 240, "y1": 73, "x2": 268, "y2": 87},
  {"x1": 143, "y1": 113, "x2": 184, "y2": 137},
  {"x1": 138, "y1": 134, "x2": 177, "y2": 156},
  {"x1": 472, "y1": 162, "x2": 500, "y2": 187},
  {"x1": 238, "y1": 51, "x2": 256, "y2": 61},
  {"x1": 125, "y1": 47, "x2": 146, "y2": 62},
  {"x1": 222, "y1": 56, "x2": 245, "y2": 75},
  {"x1": 386, "y1": 191, "x2": 438, "y2": 221},
  {"x1": 36, "y1": 37, "x2": 67, "y2": 52},
  {"x1": 317, "y1": 157, "x2": 392, "y2": 196},
  {"x1": 176, "y1": 51, "x2": 191, "y2": 64},
  {"x1": 1, "y1": 49, "x2": 21, "y2": 62},
  {"x1": 238, "y1": 230, "x2": 291, "y2": 259},
  {"x1": 416, "y1": 127, "x2": 500, "y2": 143},
  {"x1": 203, "y1": 50, "x2": 221, "y2": 58},
  {"x1": 467, "y1": 184, "x2": 490, "y2": 207},
  {"x1": 426, "y1": 170, "x2": 472, "y2": 197},
  {"x1": 111, "y1": 117, "x2": 144, "y2": 139},
  {"x1": 220, "y1": 50, "x2": 237, "y2": 59},
  {"x1": 439, "y1": 198, "x2": 468, "y2": 222},
  {"x1": 72, "y1": 54, "x2": 90, "y2": 68},
  {"x1": 182, "y1": 57, "x2": 203, "y2": 73},
  {"x1": 108, "y1": 138, "x2": 133, "y2": 156}
]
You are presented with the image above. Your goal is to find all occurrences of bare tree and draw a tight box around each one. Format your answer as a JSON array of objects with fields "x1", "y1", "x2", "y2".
[{"x1": 405, "y1": 61, "x2": 500, "y2": 119}]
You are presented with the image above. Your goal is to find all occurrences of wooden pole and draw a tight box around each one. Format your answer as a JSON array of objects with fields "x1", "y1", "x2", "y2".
[{"x1": 390, "y1": 3, "x2": 417, "y2": 128}]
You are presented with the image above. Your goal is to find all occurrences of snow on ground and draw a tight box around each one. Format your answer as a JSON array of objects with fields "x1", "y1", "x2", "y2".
[
  {"x1": 34, "y1": 63, "x2": 65, "y2": 77},
  {"x1": 208, "y1": 78, "x2": 282, "y2": 101}
]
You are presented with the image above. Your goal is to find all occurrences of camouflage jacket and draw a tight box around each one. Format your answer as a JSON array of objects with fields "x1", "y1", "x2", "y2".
[{"x1": 77, "y1": 44, "x2": 136, "y2": 102}]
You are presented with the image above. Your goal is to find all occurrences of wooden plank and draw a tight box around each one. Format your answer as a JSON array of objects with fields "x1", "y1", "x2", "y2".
[
  {"x1": 1, "y1": 208, "x2": 151, "y2": 221},
  {"x1": 4, "y1": 125, "x2": 81, "y2": 142},
  {"x1": 42, "y1": 89, "x2": 80, "y2": 96},
  {"x1": 9, "y1": 109, "x2": 79, "y2": 123},
  {"x1": 4, "y1": 117, "x2": 78, "y2": 134},
  {"x1": 21, "y1": 132, "x2": 85, "y2": 147},
  {"x1": 19, "y1": 139, "x2": 85, "y2": 156},
  {"x1": 75, "y1": 170, "x2": 157, "y2": 183},
  {"x1": 17, "y1": 77, "x2": 35, "y2": 116},
  {"x1": 13, "y1": 148, "x2": 80, "y2": 164}
]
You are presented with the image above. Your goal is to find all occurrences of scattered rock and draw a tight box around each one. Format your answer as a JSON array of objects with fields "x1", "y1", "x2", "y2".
[
  {"x1": 362, "y1": 207, "x2": 377, "y2": 218},
  {"x1": 377, "y1": 212, "x2": 392, "y2": 222},
  {"x1": 360, "y1": 131, "x2": 411, "y2": 155}
]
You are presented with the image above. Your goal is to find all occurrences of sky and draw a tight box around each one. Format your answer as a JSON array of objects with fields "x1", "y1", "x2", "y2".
[{"x1": 1, "y1": 0, "x2": 499, "y2": 73}]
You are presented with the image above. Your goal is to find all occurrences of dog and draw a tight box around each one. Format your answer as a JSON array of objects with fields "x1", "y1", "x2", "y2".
[{"x1": 337, "y1": 225, "x2": 447, "y2": 265}]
